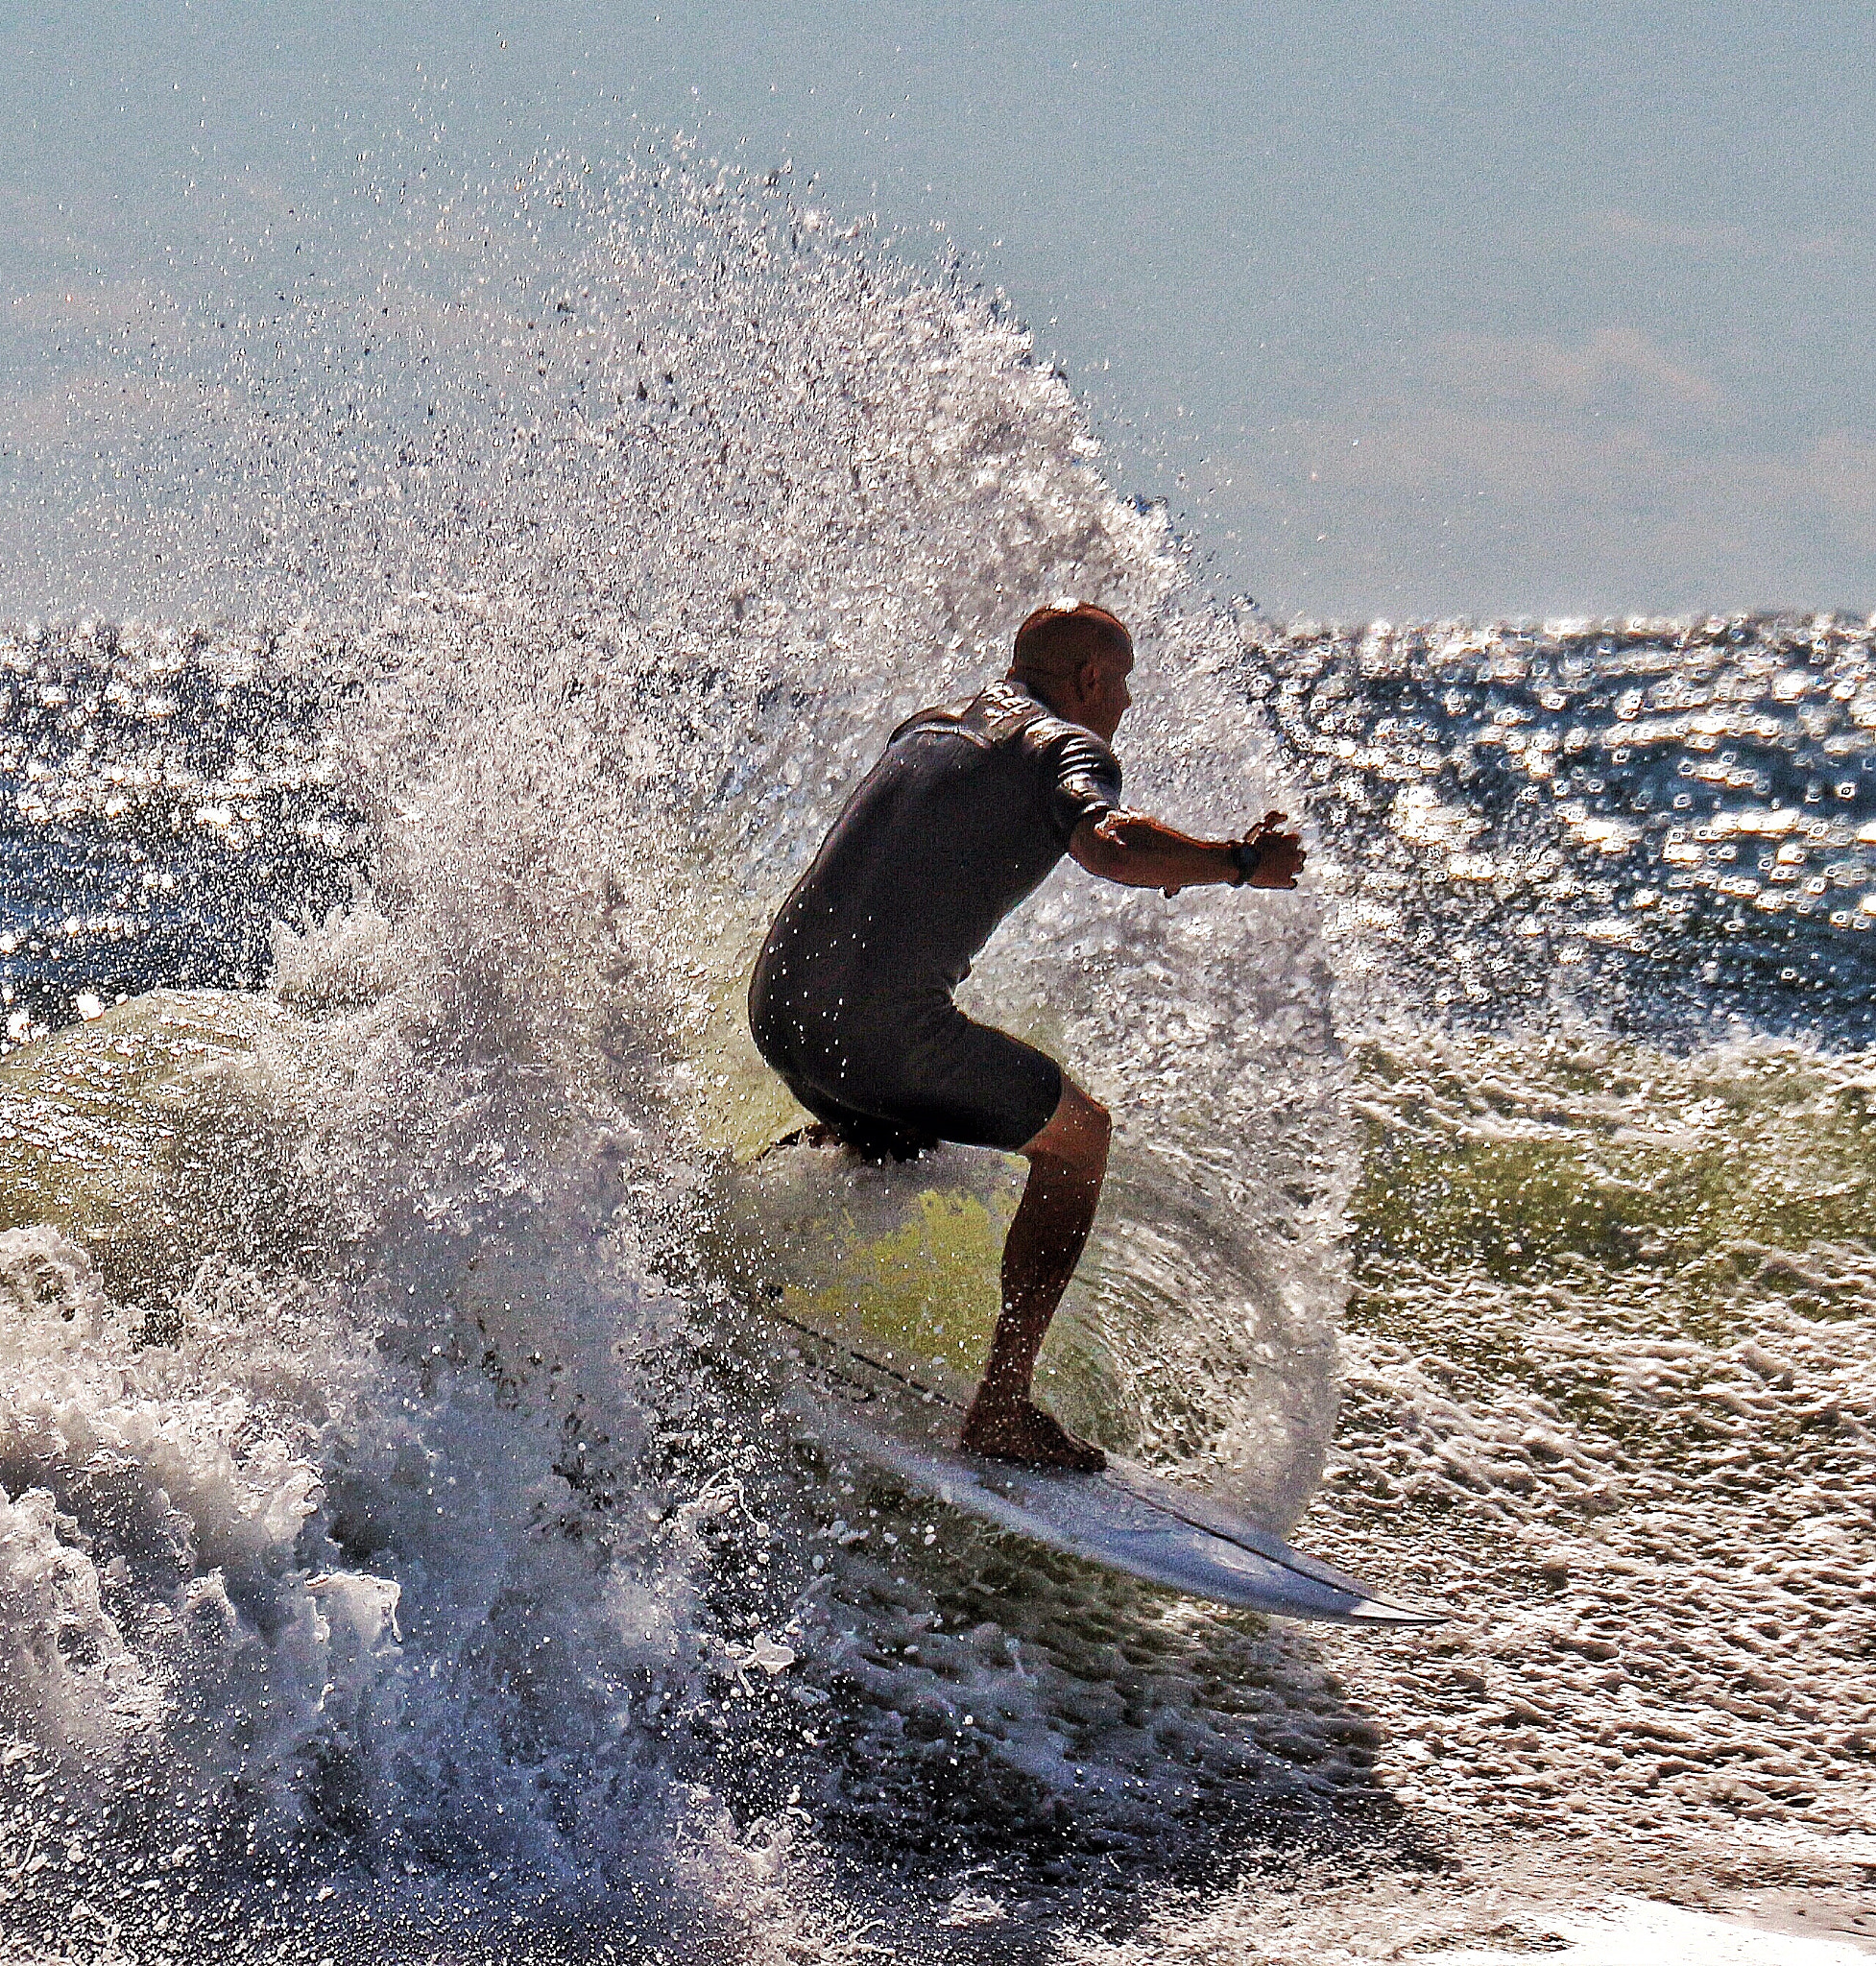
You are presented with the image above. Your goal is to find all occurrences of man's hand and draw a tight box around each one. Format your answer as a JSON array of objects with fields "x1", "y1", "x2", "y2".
[{"x1": 1235, "y1": 810, "x2": 1306, "y2": 891}]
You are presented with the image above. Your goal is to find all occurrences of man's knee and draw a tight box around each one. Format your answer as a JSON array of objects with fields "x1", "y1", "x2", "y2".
[{"x1": 1024, "y1": 1077, "x2": 1110, "y2": 1171}]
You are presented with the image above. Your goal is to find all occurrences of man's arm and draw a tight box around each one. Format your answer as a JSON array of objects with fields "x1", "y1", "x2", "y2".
[{"x1": 1069, "y1": 808, "x2": 1306, "y2": 896}]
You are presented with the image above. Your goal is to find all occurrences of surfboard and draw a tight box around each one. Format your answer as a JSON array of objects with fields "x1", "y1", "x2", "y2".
[{"x1": 769, "y1": 1307, "x2": 1444, "y2": 1627}]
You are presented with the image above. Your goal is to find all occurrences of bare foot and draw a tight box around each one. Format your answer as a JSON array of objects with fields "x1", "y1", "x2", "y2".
[{"x1": 959, "y1": 1396, "x2": 1106, "y2": 1473}]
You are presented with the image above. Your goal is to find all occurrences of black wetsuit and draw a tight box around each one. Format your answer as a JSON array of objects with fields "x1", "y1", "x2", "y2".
[{"x1": 749, "y1": 681, "x2": 1123, "y2": 1158}]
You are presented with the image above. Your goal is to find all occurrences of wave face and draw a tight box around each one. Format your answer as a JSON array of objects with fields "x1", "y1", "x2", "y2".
[
  {"x1": 1, "y1": 162, "x2": 1870, "y2": 1962},
  {"x1": 0, "y1": 165, "x2": 1365, "y2": 1958}
]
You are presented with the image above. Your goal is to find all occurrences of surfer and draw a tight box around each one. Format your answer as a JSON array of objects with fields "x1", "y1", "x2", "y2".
[{"x1": 748, "y1": 602, "x2": 1305, "y2": 1471}]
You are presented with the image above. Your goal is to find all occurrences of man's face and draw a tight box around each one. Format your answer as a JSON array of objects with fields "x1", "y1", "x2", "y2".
[{"x1": 1074, "y1": 645, "x2": 1135, "y2": 743}]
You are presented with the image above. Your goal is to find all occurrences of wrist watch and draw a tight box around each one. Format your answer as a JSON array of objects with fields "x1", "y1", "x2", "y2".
[{"x1": 1227, "y1": 836, "x2": 1263, "y2": 885}]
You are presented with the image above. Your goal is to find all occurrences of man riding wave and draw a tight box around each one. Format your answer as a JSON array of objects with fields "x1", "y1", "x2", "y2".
[{"x1": 749, "y1": 602, "x2": 1305, "y2": 1471}]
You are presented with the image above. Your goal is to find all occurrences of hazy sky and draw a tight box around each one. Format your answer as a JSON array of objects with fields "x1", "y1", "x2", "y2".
[{"x1": 6, "y1": 2, "x2": 1874, "y2": 618}]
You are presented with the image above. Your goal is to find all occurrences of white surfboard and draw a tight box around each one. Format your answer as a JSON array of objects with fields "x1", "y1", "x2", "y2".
[{"x1": 770, "y1": 1308, "x2": 1444, "y2": 1627}]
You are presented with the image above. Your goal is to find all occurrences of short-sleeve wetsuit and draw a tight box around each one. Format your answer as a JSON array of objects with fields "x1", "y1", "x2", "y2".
[{"x1": 749, "y1": 681, "x2": 1123, "y2": 1159}]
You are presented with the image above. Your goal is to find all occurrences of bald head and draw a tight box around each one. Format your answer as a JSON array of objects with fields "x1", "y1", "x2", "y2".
[
  {"x1": 1008, "y1": 602, "x2": 1136, "y2": 744},
  {"x1": 1010, "y1": 603, "x2": 1133, "y2": 686}
]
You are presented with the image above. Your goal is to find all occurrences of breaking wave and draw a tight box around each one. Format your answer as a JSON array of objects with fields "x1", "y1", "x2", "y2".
[{"x1": 0, "y1": 159, "x2": 1372, "y2": 1958}]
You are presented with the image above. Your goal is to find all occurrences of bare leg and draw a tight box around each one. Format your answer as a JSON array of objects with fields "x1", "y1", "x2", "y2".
[{"x1": 959, "y1": 1078, "x2": 1111, "y2": 1471}]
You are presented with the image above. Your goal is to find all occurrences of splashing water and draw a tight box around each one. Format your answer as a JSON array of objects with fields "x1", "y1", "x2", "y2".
[
  {"x1": 0, "y1": 158, "x2": 1360, "y2": 1958},
  {"x1": 0, "y1": 157, "x2": 1870, "y2": 1962}
]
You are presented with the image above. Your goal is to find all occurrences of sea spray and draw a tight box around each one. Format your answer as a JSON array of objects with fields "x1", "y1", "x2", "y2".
[{"x1": 1, "y1": 156, "x2": 1353, "y2": 1954}]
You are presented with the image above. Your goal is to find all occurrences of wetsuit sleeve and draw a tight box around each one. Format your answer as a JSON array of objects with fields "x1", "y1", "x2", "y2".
[{"x1": 1036, "y1": 727, "x2": 1123, "y2": 844}]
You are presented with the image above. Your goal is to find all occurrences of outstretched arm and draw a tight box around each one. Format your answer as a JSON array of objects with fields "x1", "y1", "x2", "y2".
[{"x1": 1069, "y1": 807, "x2": 1306, "y2": 897}]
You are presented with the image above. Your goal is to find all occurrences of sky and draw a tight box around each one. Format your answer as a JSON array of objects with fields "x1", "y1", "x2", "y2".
[{"x1": 5, "y1": 1, "x2": 1874, "y2": 620}]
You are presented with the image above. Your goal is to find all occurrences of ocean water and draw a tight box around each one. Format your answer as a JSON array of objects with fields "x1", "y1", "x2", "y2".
[{"x1": 1, "y1": 162, "x2": 1871, "y2": 1963}]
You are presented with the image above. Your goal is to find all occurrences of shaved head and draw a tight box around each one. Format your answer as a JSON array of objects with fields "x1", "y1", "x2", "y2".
[{"x1": 1010, "y1": 602, "x2": 1133, "y2": 683}]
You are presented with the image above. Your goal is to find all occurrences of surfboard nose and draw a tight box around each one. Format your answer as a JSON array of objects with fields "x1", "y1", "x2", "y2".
[{"x1": 1340, "y1": 1598, "x2": 1450, "y2": 1628}]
